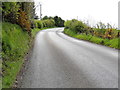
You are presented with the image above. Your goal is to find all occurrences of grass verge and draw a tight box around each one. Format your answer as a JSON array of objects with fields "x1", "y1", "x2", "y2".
[
  {"x1": 2, "y1": 22, "x2": 30, "y2": 88},
  {"x1": 64, "y1": 29, "x2": 120, "y2": 49},
  {"x1": 2, "y1": 22, "x2": 54, "y2": 88}
]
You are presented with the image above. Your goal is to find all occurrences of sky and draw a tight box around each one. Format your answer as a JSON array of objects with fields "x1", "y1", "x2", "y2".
[{"x1": 35, "y1": 0, "x2": 119, "y2": 28}]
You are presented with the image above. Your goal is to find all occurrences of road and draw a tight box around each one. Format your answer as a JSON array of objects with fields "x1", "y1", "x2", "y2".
[{"x1": 19, "y1": 28, "x2": 118, "y2": 88}]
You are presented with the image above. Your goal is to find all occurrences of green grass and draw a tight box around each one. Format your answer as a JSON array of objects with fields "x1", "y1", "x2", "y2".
[
  {"x1": 2, "y1": 22, "x2": 55, "y2": 88},
  {"x1": 2, "y1": 22, "x2": 30, "y2": 88},
  {"x1": 0, "y1": 60, "x2": 2, "y2": 90},
  {"x1": 90, "y1": 36, "x2": 104, "y2": 44},
  {"x1": 104, "y1": 38, "x2": 120, "y2": 49},
  {"x1": 2, "y1": 60, "x2": 23, "y2": 88},
  {"x1": 64, "y1": 29, "x2": 120, "y2": 49},
  {"x1": 75, "y1": 34, "x2": 92, "y2": 41}
]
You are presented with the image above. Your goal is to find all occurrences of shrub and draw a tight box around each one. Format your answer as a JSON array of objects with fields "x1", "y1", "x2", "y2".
[
  {"x1": 93, "y1": 28, "x2": 106, "y2": 38},
  {"x1": 104, "y1": 29, "x2": 118, "y2": 39},
  {"x1": 34, "y1": 19, "x2": 55, "y2": 29},
  {"x1": 64, "y1": 20, "x2": 119, "y2": 49},
  {"x1": 64, "y1": 20, "x2": 72, "y2": 29},
  {"x1": 64, "y1": 19, "x2": 88, "y2": 33},
  {"x1": 34, "y1": 20, "x2": 43, "y2": 29},
  {"x1": 17, "y1": 9, "x2": 31, "y2": 35},
  {"x1": 38, "y1": 21, "x2": 43, "y2": 28},
  {"x1": 42, "y1": 19, "x2": 55, "y2": 28}
]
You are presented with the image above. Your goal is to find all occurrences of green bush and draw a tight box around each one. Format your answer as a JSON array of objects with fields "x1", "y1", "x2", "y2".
[
  {"x1": 93, "y1": 28, "x2": 106, "y2": 38},
  {"x1": 34, "y1": 20, "x2": 43, "y2": 29},
  {"x1": 64, "y1": 20, "x2": 72, "y2": 29},
  {"x1": 34, "y1": 19, "x2": 55, "y2": 29},
  {"x1": 42, "y1": 19, "x2": 55, "y2": 28},
  {"x1": 64, "y1": 19, "x2": 88, "y2": 33},
  {"x1": 65, "y1": 20, "x2": 119, "y2": 40},
  {"x1": 38, "y1": 21, "x2": 43, "y2": 29}
]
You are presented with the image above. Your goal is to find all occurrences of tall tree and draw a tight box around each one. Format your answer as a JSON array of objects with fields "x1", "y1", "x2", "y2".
[{"x1": 54, "y1": 16, "x2": 64, "y2": 27}]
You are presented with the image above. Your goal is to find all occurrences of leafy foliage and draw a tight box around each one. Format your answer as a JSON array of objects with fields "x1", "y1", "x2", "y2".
[
  {"x1": 17, "y1": 9, "x2": 31, "y2": 35},
  {"x1": 64, "y1": 19, "x2": 119, "y2": 49},
  {"x1": 34, "y1": 20, "x2": 43, "y2": 29},
  {"x1": 2, "y1": 22, "x2": 31, "y2": 88},
  {"x1": 64, "y1": 19, "x2": 88, "y2": 33},
  {"x1": 42, "y1": 16, "x2": 65, "y2": 27},
  {"x1": 2, "y1": 2, "x2": 20, "y2": 23},
  {"x1": 2, "y1": 2, "x2": 36, "y2": 35},
  {"x1": 34, "y1": 19, "x2": 55, "y2": 29},
  {"x1": 54, "y1": 16, "x2": 65, "y2": 27},
  {"x1": 64, "y1": 20, "x2": 119, "y2": 40},
  {"x1": 42, "y1": 19, "x2": 55, "y2": 28},
  {"x1": 2, "y1": 22, "x2": 30, "y2": 62},
  {"x1": 64, "y1": 28, "x2": 120, "y2": 49}
]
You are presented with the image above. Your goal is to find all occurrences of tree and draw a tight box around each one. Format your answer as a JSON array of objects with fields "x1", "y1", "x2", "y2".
[
  {"x1": 53, "y1": 16, "x2": 64, "y2": 27},
  {"x1": 42, "y1": 16, "x2": 65, "y2": 27},
  {"x1": 42, "y1": 16, "x2": 54, "y2": 20},
  {"x1": 42, "y1": 16, "x2": 49, "y2": 20}
]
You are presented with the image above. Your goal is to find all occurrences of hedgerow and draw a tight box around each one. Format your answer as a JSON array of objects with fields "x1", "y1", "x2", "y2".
[{"x1": 64, "y1": 19, "x2": 120, "y2": 49}]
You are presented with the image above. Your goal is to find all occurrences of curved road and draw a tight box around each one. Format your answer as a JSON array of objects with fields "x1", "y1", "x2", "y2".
[{"x1": 19, "y1": 28, "x2": 118, "y2": 88}]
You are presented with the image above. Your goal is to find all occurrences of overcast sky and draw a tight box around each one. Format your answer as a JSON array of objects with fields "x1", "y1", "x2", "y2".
[{"x1": 35, "y1": 0, "x2": 119, "y2": 28}]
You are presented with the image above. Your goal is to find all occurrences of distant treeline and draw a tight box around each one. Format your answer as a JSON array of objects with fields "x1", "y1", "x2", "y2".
[{"x1": 34, "y1": 16, "x2": 65, "y2": 29}]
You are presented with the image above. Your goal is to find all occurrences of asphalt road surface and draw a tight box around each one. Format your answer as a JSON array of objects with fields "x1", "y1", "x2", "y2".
[{"x1": 19, "y1": 28, "x2": 118, "y2": 88}]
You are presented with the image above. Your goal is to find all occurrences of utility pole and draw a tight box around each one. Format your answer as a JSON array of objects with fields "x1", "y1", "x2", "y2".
[{"x1": 39, "y1": 3, "x2": 42, "y2": 20}]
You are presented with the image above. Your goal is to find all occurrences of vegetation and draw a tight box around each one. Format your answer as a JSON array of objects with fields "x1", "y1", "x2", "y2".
[
  {"x1": 1, "y1": 2, "x2": 58, "y2": 88},
  {"x1": 2, "y1": 22, "x2": 30, "y2": 88},
  {"x1": 64, "y1": 20, "x2": 120, "y2": 49},
  {"x1": 2, "y1": 1, "x2": 119, "y2": 89},
  {"x1": 1, "y1": 2, "x2": 36, "y2": 88},
  {"x1": 42, "y1": 16, "x2": 65, "y2": 27},
  {"x1": 2, "y1": 23, "x2": 56, "y2": 88},
  {"x1": 1, "y1": 2, "x2": 65, "y2": 88},
  {"x1": 2, "y1": 2, "x2": 35, "y2": 34},
  {"x1": 31, "y1": 27, "x2": 54, "y2": 38}
]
